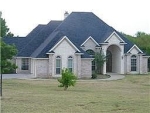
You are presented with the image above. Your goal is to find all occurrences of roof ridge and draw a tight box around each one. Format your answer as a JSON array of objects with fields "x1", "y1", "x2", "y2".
[
  {"x1": 18, "y1": 24, "x2": 46, "y2": 56},
  {"x1": 31, "y1": 31, "x2": 60, "y2": 57}
]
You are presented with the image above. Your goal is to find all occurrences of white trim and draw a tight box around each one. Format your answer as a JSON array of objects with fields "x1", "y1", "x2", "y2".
[
  {"x1": 75, "y1": 53, "x2": 83, "y2": 55},
  {"x1": 81, "y1": 58, "x2": 94, "y2": 60},
  {"x1": 46, "y1": 52, "x2": 55, "y2": 55},
  {"x1": 127, "y1": 44, "x2": 143, "y2": 54},
  {"x1": 99, "y1": 43, "x2": 109, "y2": 45},
  {"x1": 16, "y1": 57, "x2": 32, "y2": 58},
  {"x1": 143, "y1": 56, "x2": 150, "y2": 58},
  {"x1": 104, "y1": 31, "x2": 125, "y2": 43},
  {"x1": 81, "y1": 36, "x2": 99, "y2": 46},
  {"x1": 32, "y1": 58, "x2": 49, "y2": 59},
  {"x1": 50, "y1": 36, "x2": 80, "y2": 52}
]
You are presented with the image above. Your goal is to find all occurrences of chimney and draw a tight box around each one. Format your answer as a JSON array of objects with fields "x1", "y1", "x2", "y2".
[{"x1": 64, "y1": 11, "x2": 69, "y2": 19}]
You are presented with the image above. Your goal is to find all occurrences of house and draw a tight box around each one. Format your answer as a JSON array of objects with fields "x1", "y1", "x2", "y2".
[{"x1": 3, "y1": 12, "x2": 150, "y2": 78}]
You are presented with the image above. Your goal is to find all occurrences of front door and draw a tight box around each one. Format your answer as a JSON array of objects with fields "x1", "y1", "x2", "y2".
[{"x1": 106, "y1": 50, "x2": 112, "y2": 72}]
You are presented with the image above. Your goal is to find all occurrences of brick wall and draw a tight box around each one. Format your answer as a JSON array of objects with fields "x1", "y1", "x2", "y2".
[{"x1": 81, "y1": 59, "x2": 92, "y2": 78}]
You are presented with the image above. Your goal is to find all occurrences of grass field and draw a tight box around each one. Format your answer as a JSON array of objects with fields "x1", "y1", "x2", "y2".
[{"x1": 1, "y1": 75, "x2": 150, "y2": 113}]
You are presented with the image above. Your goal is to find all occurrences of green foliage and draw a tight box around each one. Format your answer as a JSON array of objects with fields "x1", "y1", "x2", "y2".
[
  {"x1": 91, "y1": 71, "x2": 97, "y2": 79},
  {"x1": 94, "y1": 50, "x2": 106, "y2": 74},
  {"x1": 57, "y1": 68, "x2": 77, "y2": 90},
  {"x1": 0, "y1": 41, "x2": 17, "y2": 73},
  {"x1": 122, "y1": 31, "x2": 150, "y2": 55},
  {"x1": 1, "y1": 17, "x2": 14, "y2": 37}
]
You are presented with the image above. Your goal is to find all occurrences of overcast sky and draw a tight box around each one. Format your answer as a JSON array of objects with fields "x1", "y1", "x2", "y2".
[{"x1": 0, "y1": 0, "x2": 150, "y2": 36}]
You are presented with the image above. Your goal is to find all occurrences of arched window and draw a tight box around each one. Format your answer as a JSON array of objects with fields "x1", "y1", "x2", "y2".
[
  {"x1": 68, "y1": 56, "x2": 73, "y2": 72},
  {"x1": 131, "y1": 55, "x2": 137, "y2": 71},
  {"x1": 86, "y1": 49, "x2": 95, "y2": 56},
  {"x1": 56, "y1": 56, "x2": 61, "y2": 74}
]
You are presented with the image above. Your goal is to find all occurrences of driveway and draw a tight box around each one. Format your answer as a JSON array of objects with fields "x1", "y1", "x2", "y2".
[
  {"x1": 2, "y1": 74, "x2": 35, "y2": 79},
  {"x1": 100, "y1": 73, "x2": 125, "y2": 80},
  {"x1": 2, "y1": 73, "x2": 125, "y2": 80}
]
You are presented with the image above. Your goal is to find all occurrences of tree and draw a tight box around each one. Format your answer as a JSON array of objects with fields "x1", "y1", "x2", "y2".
[
  {"x1": 0, "y1": 12, "x2": 17, "y2": 96},
  {"x1": 0, "y1": 41, "x2": 17, "y2": 96},
  {"x1": 1, "y1": 41, "x2": 18, "y2": 73},
  {"x1": 135, "y1": 31, "x2": 147, "y2": 37},
  {"x1": 94, "y1": 50, "x2": 106, "y2": 74},
  {"x1": 0, "y1": 16, "x2": 14, "y2": 37},
  {"x1": 57, "y1": 68, "x2": 77, "y2": 90},
  {"x1": 123, "y1": 31, "x2": 150, "y2": 55}
]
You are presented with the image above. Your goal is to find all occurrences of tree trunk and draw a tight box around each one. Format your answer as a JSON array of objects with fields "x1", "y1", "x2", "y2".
[{"x1": 64, "y1": 86, "x2": 68, "y2": 91}]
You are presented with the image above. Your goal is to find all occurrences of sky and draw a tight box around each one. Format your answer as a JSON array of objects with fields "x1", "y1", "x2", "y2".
[{"x1": 0, "y1": 0, "x2": 150, "y2": 36}]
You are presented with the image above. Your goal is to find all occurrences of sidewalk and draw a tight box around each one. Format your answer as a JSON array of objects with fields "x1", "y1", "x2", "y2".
[
  {"x1": 2, "y1": 73, "x2": 125, "y2": 81},
  {"x1": 2, "y1": 74, "x2": 35, "y2": 79},
  {"x1": 100, "y1": 73, "x2": 125, "y2": 81}
]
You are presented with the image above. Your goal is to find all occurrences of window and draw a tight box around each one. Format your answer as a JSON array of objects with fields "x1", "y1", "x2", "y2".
[
  {"x1": 21, "y1": 58, "x2": 29, "y2": 70},
  {"x1": 86, "y1": 49, "x2": 95, "y2": 56},
  {"x1": 92, "y1": 60, "x2": 95, "y2": 71},
  {"x1": 86, "y1": 49, "x2": 95, "y2": 71},
  {"x1": 56, "y1": 56, "x2": 61, "y2": 74},
  {"x1": 131, "y1": 55, "x2": 137, "y2": 71},
  {"x1": 68, "y1": 56, "x2": 73, "y2": 72}
]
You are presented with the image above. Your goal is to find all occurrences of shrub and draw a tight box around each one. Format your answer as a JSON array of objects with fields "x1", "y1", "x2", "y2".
[
  {"x1": 57, "y1": 68, "x2": 77, "y2": 90},
  {"x1": 91, "y1": 72, "x2": 97, "y2": 79}
]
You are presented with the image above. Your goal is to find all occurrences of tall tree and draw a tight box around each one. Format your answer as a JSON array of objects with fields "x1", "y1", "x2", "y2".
[
  {"x1": 135, "y1": 31, "x2": 147, "y2": 37},
  {"x1": 122, "y1": 31, "x2": 150, "y2": 55},
  {"x1": 0, "y1": 13, "x2": 14, "y2": 37},
  {"x1": 0, "y1": 12, "x2": 17, "y2": 96}
]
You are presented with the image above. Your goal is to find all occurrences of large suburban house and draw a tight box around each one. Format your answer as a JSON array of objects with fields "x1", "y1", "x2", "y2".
[{"x1": 3, "y1": 12, "x2": 150, "y2": 78}]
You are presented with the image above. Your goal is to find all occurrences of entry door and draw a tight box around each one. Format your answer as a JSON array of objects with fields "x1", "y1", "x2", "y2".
[{"x1": 106, "y1": 50, "x2": 112, "y2": 72}]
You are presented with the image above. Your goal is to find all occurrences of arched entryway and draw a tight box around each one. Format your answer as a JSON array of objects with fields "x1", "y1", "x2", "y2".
[{"x1": 106, "y1": 45, "x2": 121, "y2": 73}]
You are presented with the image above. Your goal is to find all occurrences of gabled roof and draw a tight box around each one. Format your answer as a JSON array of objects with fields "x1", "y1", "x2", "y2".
[
  {"x1": 49, "y1": 36, "x2": 81, "y2": 52},
  {"x1": 81, "y1": 36, "x2": 99, "y2": 46},
  {"x1": 127, "y1": 44, "x2": 143, "y2": 54},
  {"x1": 18, "y1": 21, "x2": 62, "y2": 57},
  {"x1": 104, "y1": 31, "x2": 125, "y2": 43},
  {"x1": 52, "y1": 12, "x2": 135, "y2": 53},
  {"x1": 3, "y1": 12, "x2": 144, "y2": 58}
]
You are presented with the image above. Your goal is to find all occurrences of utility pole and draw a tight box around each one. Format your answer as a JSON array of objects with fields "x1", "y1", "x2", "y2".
[{"x1": 0, "y1": 11, "x2": 2, "y2": 97}]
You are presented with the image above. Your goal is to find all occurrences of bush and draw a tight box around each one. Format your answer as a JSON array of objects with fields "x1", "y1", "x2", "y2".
[
  {"x1": 91, "y1": 72, "x2": 97, "y2": 79},
  {"x1": 57, "y1": 68, "x2": 77, "y2": 90}
]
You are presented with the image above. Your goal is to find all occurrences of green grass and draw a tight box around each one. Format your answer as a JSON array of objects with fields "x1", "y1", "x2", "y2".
[{"x1": 1, "y1": 75, "x2": 150, "y2": 113}]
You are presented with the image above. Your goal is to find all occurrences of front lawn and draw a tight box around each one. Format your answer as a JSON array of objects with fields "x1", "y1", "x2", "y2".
[{"x1": 1, "y1": 75, "x2": 150, "y2": 113}]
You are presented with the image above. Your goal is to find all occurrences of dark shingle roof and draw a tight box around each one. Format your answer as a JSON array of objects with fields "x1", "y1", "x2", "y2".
[
  {"x1": 18, "y1": 21, "x2": 62, "y2": 57},
  {"x1": 3, "y1": 37, "x2": 26, "y2": 52},
  {"x1": 52, "y1": 12, "x2": 134, "y2": 53},
  {"x1": 3, "y1": 12, "x2": 139, "y2": 58}
]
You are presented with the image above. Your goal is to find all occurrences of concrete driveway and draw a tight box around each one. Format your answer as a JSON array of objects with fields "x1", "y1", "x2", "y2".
[
  {"x1": 2, "y1": 73, "x2": 125, "y2": 80},
  {"x1": 100, "y1": 73, "x2": 125, "y2": 80},
  {"x1": 2, "y1": 74, "x2": 35, "y2": 79}
]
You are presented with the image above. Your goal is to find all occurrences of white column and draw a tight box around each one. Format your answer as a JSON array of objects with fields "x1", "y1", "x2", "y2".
[
  {"x1": 139, "y1": 54, "x2": 143, "y2": 74},
  {"x1": 34, "y1": 59, "x2": 37, "y2": 77},
  {"x1": 77, "y1": 55, "x2": 81, "y2": 78},
  {"x1": 126, "y1": 54, "x2": 131, "y2": 74},
  {"x1": 120, "y1": 54, "x2": 124, "y2": 74},
  {"x1": 103, "y1": 50, "x2": 106, "y2": 74}
]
